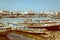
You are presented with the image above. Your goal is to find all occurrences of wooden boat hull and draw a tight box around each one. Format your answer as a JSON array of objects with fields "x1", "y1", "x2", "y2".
[
  {"x1": 29, "y1": 25, "x2": 60, "y2": 31},
  {"x1": 0, "y1": 27, "x2": 11, "y2": 36}
]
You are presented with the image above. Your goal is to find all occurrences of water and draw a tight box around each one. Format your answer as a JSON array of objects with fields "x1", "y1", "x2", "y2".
[
  {"x1": 0, "y1": 18, "x2": 24, "y2": 25},
  {"x1": 0, "y1": 17, "x2": 50, "y2": 25}
]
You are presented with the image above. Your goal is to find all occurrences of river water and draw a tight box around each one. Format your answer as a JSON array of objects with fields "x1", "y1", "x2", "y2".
[
  {"x1": 0, "y1": 17, "x2": 50, "y2": 25},
  {"x1": 0, "y1": 17, "x2": 48, "y2": 24}
]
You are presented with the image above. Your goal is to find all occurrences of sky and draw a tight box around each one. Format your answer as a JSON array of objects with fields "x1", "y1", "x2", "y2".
[{"x1": 0, "y1": 0, "x2": 60, "y2": 12}]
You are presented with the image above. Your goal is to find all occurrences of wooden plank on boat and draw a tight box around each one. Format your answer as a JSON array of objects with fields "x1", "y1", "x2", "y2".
[{"x1": 28, "y1": 25, "x2": 60, "y2": 31}]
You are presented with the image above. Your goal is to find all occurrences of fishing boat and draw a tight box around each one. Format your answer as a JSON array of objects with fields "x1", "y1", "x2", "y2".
[
  {"x1": 28, "y1": 20, "x2": 60, "y2": 31},
  {"x1": 0, "y1": 22, "x2": 11, "y2": 35},
  {"x1": 6, "y1": 18, "x2": 60, "y2": 34},
  {"x1": 14, "y1": 18, "x2": 60, "y2": 34}
]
